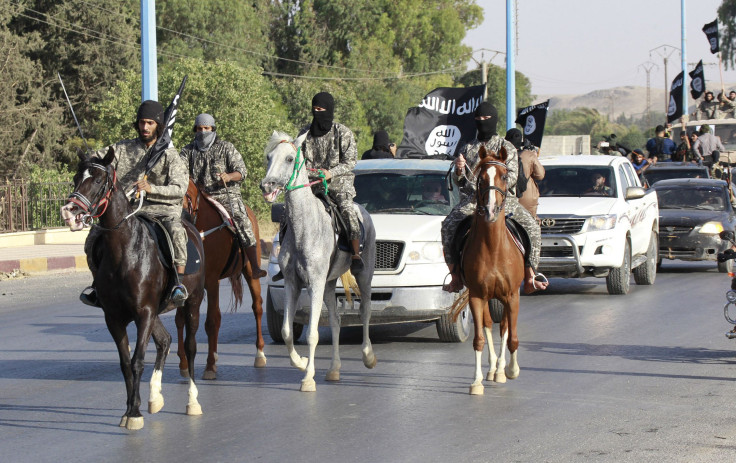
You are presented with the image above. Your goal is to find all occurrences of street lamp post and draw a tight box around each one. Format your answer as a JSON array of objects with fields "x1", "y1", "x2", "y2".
[{"x1": 141, "y1": 0, "x2": 158, "y2": 102}]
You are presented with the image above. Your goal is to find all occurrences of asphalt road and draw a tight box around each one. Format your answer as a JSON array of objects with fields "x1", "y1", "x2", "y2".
[{"x1": 2, "y1": 262, "x2": 736, "y2": 462}]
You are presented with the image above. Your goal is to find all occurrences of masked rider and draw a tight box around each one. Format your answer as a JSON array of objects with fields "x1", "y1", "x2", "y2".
[
  {"x1": 440, "y1": 102, "x2": 548, "y2": 294},
  {"x1": 180, "y1": 113, "x2": 267, "y2": 278},
  {"x1": 81, "y1": 100, "x2": 189, "y2": 307}
]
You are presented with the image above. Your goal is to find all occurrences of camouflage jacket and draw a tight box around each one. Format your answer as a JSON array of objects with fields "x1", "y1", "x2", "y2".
[
  {"x1": 298, "y1": 123, "x2": 358, "y2": 196},
  {"x1": 93, "y1": 138, "x2": 187, "y2": 208},
  {"x1": 453, "y1": 135, "x2": 518, "y2": 201},
  {"x1": 180, "y1": 138, "x2": 247, "y2": 197}
]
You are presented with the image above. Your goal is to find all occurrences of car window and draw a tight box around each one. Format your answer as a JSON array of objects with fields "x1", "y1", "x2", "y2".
[
  {"x1": 623, "y1": 163, "x2": 641, "y2": 187},
  {"x1": 538, "y1": 166, "x2": 617, "y2": 197},
  {"x1": 354, "y1": 172, "x2": 459, "y2": 215},
  {"x1": 655, "y1": 186, "x2": 729, "y2": 211},
  {"x1": 619, "y1": 166, "x2": 632, "y2": 189}
]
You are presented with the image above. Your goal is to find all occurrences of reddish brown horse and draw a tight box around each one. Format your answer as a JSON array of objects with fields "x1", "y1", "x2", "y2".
[
  {"x1": 450, "y1": 145, "x2": 525, "y2": 395},
  {"x1": 178, "y1": 179, "x2": 266, "y2": 379}
]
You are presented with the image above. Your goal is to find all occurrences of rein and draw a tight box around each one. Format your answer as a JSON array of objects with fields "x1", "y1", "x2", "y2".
[
  {"x1": 475, "y1": 160, "x2": 509, "y2": 219},
  {"x1": 281, "y1": 140, "x2": 329, "y2": 194},
  {"x1": 68, "y1": 163, "x2": 141, "y2": 231}
]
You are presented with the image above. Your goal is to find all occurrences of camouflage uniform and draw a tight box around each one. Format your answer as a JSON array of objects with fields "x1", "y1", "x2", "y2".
[
  {"x1": 440, "y1": 135, "x2": 542, "y2": 269},
  {"x1": 180, "y1": 138, "x2": 256, "y2": 247},
  {"x1": 86, "y1": 138, "x2": 188, "y2": 267},
  {"x1": 298, "y1": 123, "x2": 360, "y2": 240}
]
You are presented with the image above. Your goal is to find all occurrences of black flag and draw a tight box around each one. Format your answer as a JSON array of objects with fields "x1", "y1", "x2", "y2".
[
  {"x1": 515, "y1": 100, "x2": 549, "y2": 148},
  {"x1": 144, "y1": 75, "x2": 187, "y2": 176},
  {"x1": 397, "y1": 85, "x2": 486, "y2": 158},
  {"x1": 667, "y1": 71, "x2": 685, "y2": 123},
  {"x1": 703, "y1": 19, "x2": 719, "y2": 54},
  {"x1": 689, "y1": 60, "x2": 705, "y2": 99}
]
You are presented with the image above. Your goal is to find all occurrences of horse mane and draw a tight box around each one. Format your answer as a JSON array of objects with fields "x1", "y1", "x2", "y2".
[{"x1": 264, "y1": 131, "x2": 294, "y2": 156}]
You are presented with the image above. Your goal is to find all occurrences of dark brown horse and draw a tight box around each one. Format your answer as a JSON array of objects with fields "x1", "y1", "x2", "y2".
[
  {"x1": 61, "y1": 148, "x2": 206, "y2": 429},
  {"x1": 449, "y1": 145, "x2": 525, "y2": 395},
  {"x1": 180, "y1": 179, "x2": 265, "y2": 379}
]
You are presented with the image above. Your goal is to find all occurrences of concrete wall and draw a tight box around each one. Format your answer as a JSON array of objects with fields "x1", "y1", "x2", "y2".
[
  {"x1": 0, "y1": 228, "x2": 89, "y2": 248},
  {"x1": 540, "y1": 135, "x2": 591, "y2": 157}
]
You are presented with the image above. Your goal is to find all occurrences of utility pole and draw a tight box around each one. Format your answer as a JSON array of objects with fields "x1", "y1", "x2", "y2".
[
  {"x1": 639, "y1": 61, "x2": 658, "y2": 129},
  {"x1": 650, "y1": 44, "x2": 679, "y2": 121},
  {"x1": 506, "y1": 0, "x2": 516, "y2": 130},
  {"x1": 681, "y1": 0, "x2": 688, "y2": 119},
  {"x1": 470, "y1": 49, "x2": 503, "y2": 101},
  {"x1": 141, "y1": 0, "x2": 158, "y2": 101}
]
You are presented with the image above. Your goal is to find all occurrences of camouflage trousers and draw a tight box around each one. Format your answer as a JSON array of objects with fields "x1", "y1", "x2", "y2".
[
  {"x1": 440, "y1": 196, "x2": 541, "y2": 269},
  {"x1": 84, "y1": 206, "x2": 187, "y2": 270},
  {"x1": 332, "y1": 191, "x2": 361, "y2": 240},
  {"x1": 210, "y1": 193, "x2": 256, "y2": 248}
]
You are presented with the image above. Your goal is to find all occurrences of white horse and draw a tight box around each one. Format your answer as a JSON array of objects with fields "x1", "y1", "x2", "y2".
[{"x1": 261, "y1": 131, "x2": 377, "y2": 392}]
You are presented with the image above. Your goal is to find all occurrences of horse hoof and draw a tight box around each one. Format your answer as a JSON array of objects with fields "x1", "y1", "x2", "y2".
[
  {"x1": 363, "y1": 352, "x2": 377, "y2": 369},
  {"x1": 148, "y1": 397, "x2": 164, "y2": 414},
  {"x1": 180, "y1": 369, "x2": 190, "y2": 379},
  {"x1": 291, "y1": 357, "x2": 308, "y2": 371},
  {"x1": 485, "y1": 369, "x2": 496, "y2": 382},
  {"x1": 119, "y1": 416, "x2": 128, "y2": 427},
  {"x1": 300, "y1": 379, "x2": 317, "y2": 392},
  {"x1": 125, "y1": 416, "x2": 144, "y2": 430},
  {"x1": 506, "y1": 365, "x2": 520, "y2": 380},
  {"x1": 325, "y1": 370, "x2": 340, "y2": 382},
  {"x1": 186, "y1": 403, "x2": 203, "y2": 416},
  {"x1": 494, "y1": 371, "x2": 507, "y2": 383},
  {"x1": 202, "y1": 370, "x2": 217, "y2": 381},
  {"x1": 254, "y1": 356, "x2": 267, "y2": 368},
  {"x1": 469, "y1": 384, "x2": 485, "y2": 395}
]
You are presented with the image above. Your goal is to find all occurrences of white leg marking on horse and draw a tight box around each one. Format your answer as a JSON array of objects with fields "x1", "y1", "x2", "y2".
[
  {"x1": 484, "y1": 326, "x2": 497, "y2": 381},
  {"x1": 506, "y1": 350, "x2": 520, "y2": 379},
  {"x1": 186, "y1": 378, "x2": 202, "y2": 415},
  {"x1": 326, "y1": 298, "x2": 341, "y2": 381},
  {"x1": 148, "y1": 369, "x2": 164, "y2": 414},
  {"x1": 254, "y1": 349, "x2": 267, "y2": 368},
  {"x1": 469, "y1": 350, "x2": 484, "y2": 395},
  {"x1": 494, "y1": 329, "x2": 509, "y2": 383}
]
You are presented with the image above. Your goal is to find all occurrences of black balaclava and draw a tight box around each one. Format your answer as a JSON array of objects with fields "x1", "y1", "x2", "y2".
[
  {"x1": 474, "y1": 102, "x2": 498, "y2": 142},
  {"x1": 504, "y1": 128, "x2": 523, "y2": 150},
  {"x1": 372, "y1": 130, "x2": 390, "y2": 151},
  {"x1": 310, "y1": 92, "x2": 335, "y2": 137}
]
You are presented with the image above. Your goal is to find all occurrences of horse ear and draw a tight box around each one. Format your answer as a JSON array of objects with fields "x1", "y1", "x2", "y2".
[
  {"x1": 478, "y1": 144, "x2": 489, "y2": 159},
  {"x1": 498, "y1": 145, "x2": 508, "y2": 162},
  {"x1": 101, "y1": 146, "x2": 115, "y2": 166},
  {"x1": 295, "y1": 131, "x2": 308, "y2": 147},
  {"x1": 77, "y1": 149, "x2": 88, "y2": 162}
]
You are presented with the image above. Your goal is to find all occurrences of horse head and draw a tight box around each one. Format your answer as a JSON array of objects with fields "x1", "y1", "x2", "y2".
[
  {"x1": 61, "y1": 147, "x2": 116, "y2": 231},
  {"x1": 260, "y1": 130, "x2": 308, "y2": 203},
  {"x1": 475, "y1": 144, "x2": 509, "y2": 223}
]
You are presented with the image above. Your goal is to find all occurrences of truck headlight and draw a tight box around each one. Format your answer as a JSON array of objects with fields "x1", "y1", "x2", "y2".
[
  {"x1": 699, "y1": 222, "x2": 724, "y2": 234},
  {"x1": 587, "y1": 214, "x2": 617, "y2": 232},
  {"x1": 269, "y1": 234, "x2": 280, "y2": 264},
  {"x1": 406, "y1": 242, "x2": 444, "y2": 264}
]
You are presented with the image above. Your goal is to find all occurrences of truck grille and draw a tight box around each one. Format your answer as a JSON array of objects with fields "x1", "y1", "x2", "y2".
[
  {"x1": 541, "y1": 246, "x2": 574, "y2": 258},
  {"x1": 661, "y1": 225, "x2": 693, "y2": 236},
  {"x1": 539, "y1": 217, "x2": 586, "y2": 234},
  {"x1": 375, "y1": 241, "x2": 404, "y2": 270}
]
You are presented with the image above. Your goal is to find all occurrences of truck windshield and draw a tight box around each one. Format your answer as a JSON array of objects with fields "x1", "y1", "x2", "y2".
[
  {"x1": 538, "y1": 166, "x2": 617, "y2": 197},
  {"x1": 355, "y1": 172, "x2": 459, "y2": 215},
  {"x1": 655, "y1": 186, "x2": 729, "y2": 211},
  {"x1": 642, "y1": 168, "x2": 708, "y2": 186}
]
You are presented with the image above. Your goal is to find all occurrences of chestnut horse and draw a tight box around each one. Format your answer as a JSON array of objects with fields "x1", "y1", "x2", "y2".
[
  {"x1": 179, "y1": 179, "x2": 266, "y2": 379},
  {"x1": 450, "y1": 145, "x2": 525, "y2": 395},
  {"x1": 61, "y1": 149, "x2": 205, "y2": 430}
]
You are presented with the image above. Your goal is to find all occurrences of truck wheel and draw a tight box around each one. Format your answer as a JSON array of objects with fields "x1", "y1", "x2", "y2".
[
  {"x1": 718, "y1": 258, "x2": 734, "y2": 273},
  {"x1": 489, "y1": 299, "x2": 504, "y2": 323},
  {"x1": 633, "y1": 231, "x2": 657, "y2": 285},
  {"x1": 266, "y1": 289, "x2": 303, "y2": 343},
  {"x1": 606, "y1": 239, "x2": 631, "y2": 295},
  {"x1": 436, "y1": 301, "x2": 471, "y2": 343}
]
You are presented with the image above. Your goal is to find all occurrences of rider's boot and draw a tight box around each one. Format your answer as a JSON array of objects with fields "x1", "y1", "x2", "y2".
[
  {"x1": 350, "y1": 239, "x2": 364, "y2": 274},
  {"x1": 245, "y1": 245, "x2": 268, "y2": 279},
  {"x1": 442, "y1": 264, "x2": 463, "y2": 293},
  {"x1": 170, "y1": 265, "x2": 189, "y2": 307},
  {"x1": 80, "y1": 284, "x2": 101, "y2": 307}
]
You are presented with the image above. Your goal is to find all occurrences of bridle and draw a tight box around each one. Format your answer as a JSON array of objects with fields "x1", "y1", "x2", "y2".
[
  {"x1": 475, "y1": 160, "x2": 509, "y2": 220},
  {"x1": 279, "y1": 140, "x2": 330, "y2": 194},
  {"x1": 67, "y1": 163, "x2": 116, "y2": 225}
]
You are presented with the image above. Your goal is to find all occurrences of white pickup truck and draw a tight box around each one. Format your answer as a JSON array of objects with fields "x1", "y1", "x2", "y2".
[{"x1": 535, "y1": 155, "x2": 659, "y2": 294}]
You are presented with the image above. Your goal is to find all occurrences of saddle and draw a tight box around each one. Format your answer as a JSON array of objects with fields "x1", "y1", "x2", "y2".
[
  {"x1": 138, "y1": 214, "x2": 202, "y2": 275},
  {"x1": 198, "y1": 190, "x2": 238, "y2": 235},
  {"x1": 451, "y1": 215, "x2": 531, "y2": 276}
]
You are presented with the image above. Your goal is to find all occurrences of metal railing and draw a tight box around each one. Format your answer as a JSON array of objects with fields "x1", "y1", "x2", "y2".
[{"x1": 0, "y1": 179, "x2": 74, "y2": 233}]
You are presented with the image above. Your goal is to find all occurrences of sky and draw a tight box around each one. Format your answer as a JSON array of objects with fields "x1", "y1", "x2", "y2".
[{"x1": 463, "y1": 0, "x2": 736, "y2": 97}]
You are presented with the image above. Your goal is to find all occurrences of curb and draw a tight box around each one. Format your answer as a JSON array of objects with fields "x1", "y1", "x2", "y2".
[{"x1": 0, "y1": 255, "x2": 88, "y2": 275}]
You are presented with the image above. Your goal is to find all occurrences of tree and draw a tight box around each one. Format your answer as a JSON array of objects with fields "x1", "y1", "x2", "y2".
[
  {"x1": 720, "y1": 0, "x2": 736, "y2": 69},
  {"x1": 93, "y1": 58, "x2": 292, "y2": 219}
]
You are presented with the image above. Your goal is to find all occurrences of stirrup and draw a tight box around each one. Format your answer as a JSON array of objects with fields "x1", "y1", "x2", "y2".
[
  {"x1": 441, "y1": 273, "x2": 463, "y2": 293},
  {"x1": 170, "y1": 284, "x2": 188, "y2": 307},
  {"x1": 533, "y1": 273, "x2": 549, "y2": 290},
  {"x1": 79, "y1": 286, "x2": 101, "y2": 307}
]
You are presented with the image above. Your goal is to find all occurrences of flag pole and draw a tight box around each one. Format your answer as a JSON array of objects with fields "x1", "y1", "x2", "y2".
[{"x1": 719, "y1": 52, "x2": 726, "y2": 94}]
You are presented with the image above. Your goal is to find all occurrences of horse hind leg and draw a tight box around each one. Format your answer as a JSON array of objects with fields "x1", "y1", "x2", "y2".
[
  {"x1": 245, "y1": 270, "x2": 267, "y2": 368},
  {"x1": 148, "y1": 317, "x2": 171, "y2": 414},
  {"x1": 494, "y1": 316, "x2": 509, "y2": 384},
  {"x1": 202, "y1": 278, "x2": 221, "y2": 380},
  {"x1": 175, "y1": 307, "x2": 189, "y2": 378},
  {"x1": 324, "y1": 280, "x2": 341, "y2": 382},
  {"x1": 505, "y1": 291, "x2": 521, "y2": 380},
  {"x1": 483, "y1": 307, "x2": 498, "y2": 381},
  {"x1": 182, "y1": 296, "x2": 203, "y2": 416},
  {"x1": 357, "y1": 279, "x2": 376, "y2": 369}
]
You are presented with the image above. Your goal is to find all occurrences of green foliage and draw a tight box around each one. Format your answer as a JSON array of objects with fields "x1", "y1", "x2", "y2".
[
  {"x1": 720, "y1": 0, "x2": 736, "y2": 70},
  {"x1": 94, "y1": 58, "x2": 292, "y2": 219},
  {"x1": 546, "y1": 107, "x2": 654, "y2": 152}
]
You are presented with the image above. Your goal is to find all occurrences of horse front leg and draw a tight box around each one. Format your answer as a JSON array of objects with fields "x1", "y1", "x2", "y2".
[
  {"x1": 126, "y1": 310, "x2": 156, "y2": 430},
  {"x1": 245, "y1": 272, "x2": 266, "y2": 368},
  {"x1": 148, "y1": 317, "x2": 171, "y2": 415},
  {"x1": 301, "y1": 281, "x2": 326, "y2": 392},
  {"x1": 104, "y1": 314, "x2": 133, "y2": 428},
  {"x1": 494, "y1": 304, "x2": 510, "y2": 384},
  {"x1": 324, "y1": 280, "x2": 341, "y2": 382},
  {"x1": 202, "y1": 278, "x2": 221, "y2": 380},
  {"x1": 505, "y1": 290, "x2": 520, "y2": 380},
  {"x1": 357, "y1": 277, "x2": 376, "y2": 369},
  {"x1": 175, "y1": 307, "x2": 189, "y2": 378},
  {"x1": 482, "y1": 303, "x2": 497, "y2": 381},
  {"x1": 183, "y1": 296, "x2": 203, "y2": 416},
  {"x1": 283, "y1": 283, "x2": 307, "y2": 371},
  {"x1": 468, "y1": 296, "x2": 487, "y2": 395}
]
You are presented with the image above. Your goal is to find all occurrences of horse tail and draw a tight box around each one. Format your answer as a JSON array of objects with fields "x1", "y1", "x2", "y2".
[
  {"x1": 448, "y1": 289, "x2": 469, "y2": 322},
  {"x1": 227, "y1": 270, "x2": 244, "y2": 314}
]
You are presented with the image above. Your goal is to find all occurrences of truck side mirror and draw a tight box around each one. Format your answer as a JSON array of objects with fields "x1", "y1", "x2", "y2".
[{"x1": 625, "y1": 186, "x2": 646, "y2": 200}]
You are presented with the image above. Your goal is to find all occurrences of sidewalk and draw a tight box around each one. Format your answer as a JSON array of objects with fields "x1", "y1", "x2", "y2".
[{"x1": 0, "y1": 244, "x2": 87, "y2": 274}]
